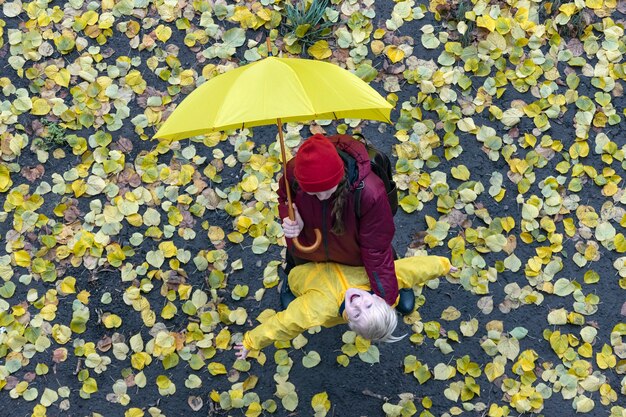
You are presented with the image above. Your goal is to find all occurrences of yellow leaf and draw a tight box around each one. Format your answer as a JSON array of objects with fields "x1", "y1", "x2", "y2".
[
  {"x1": 215, "y1": 328, "x2": 231, "y2": 349},
  {"x1": 307, "y1": 40, "x2": 332, "y2": 60},
  {"x1": 125, "y1": 408, "x2": 145, "y2": 417},
  {"x1": 72, "y1": 179, "x2": 87, "y2": 197},
  {"x1": 451, "y1": 165, "x2": 470, "y2": 181},
  {"x1": 208, "y1": 362, "x2": 227, "y2": 375},
  {"x1": 311, "y1": 392, "x2": 331, "y2": 412},
  {"x1": 103, "y1": 313, "x2": 122, "y2": 328},
  {"x1": 501, "y1": 217, "x2": 515, "y2": 233},
  {"x1": 14, "y1": 250, "x2": 31, "y2": 267},
  {"x1": 52, "y1": 69, "x2": 71, "y2": 87},
  {"x1": 578, "y1": 342, "x2": 593, "y2": 358},
  {"x1": 558, "y1": 3, "x2": 578, "y2": 16},
  {"x1": 142, "y1": 308, "x2": 156, "y2": 327},
  {"x1": 385, "y1": 45, "x2": 405, "y2": 63},
  {"x1": 60, "y1": 277, "x2": 76, "y2": 294},
  {"x1": 40, "y1": 304, "x2": 57, "y2": 321},
  {"x1": 227, "y1": 231, "x2": 244, "y2": 243},
  {"x1": 161, "y1": 302, "x2": 177, "y2": 319},
  {"x1": 76, "y1": 290, "x2": 90, "y2": 304},
  {"x1": 586, "y1": 0, "x2": 603, "y2": 8},
  {"x1": 0, "y1": 164, "x2": 12, "y2": 192},
  {"x1": 476, "y1": 15, "x2": 496, "y2": 32},
  {"x1": 240, "y1": 175, "x2": 259, "y2": 192},
  {"x1": 131, "y1": 352, "x2": 152, "y2": 370},
  {"x1": 484, "y1": 360, "x2": 505, "y2": 382},
  {"x1": 31, "y1": 98, "x2": 51, "y2": 116},
  {"x1": 563, "y1": 218, "x2": 576, "y2": 237},
  {"x1": 596, "y1": 344, "x2": 616, "y2": 369},
  {"x1": 159, "y1": 241, "x2": 177, "y2": 258},
  {"x1": 615, "y1": 234, "x2": 626, "y2": 253},
  {"x1": 82, "y1": 377, "x2": 98, "y2": 394},
  {"x1": 371, "y1": 40, "x2": 384, "y2": 55},
  {"x1": 155, "y1": 24, "x2": 172, "y2": 42},
  {"x1": 603, "y1": 182, "x2": 618, "y2": 196},
  {"x1": 51, "y1": 324, "x2": 72, "y2": 344}
]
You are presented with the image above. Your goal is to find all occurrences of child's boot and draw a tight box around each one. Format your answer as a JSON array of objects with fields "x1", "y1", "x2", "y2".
[{"x1": 396, "y1": 288, "x2": 415, "y2": 315}]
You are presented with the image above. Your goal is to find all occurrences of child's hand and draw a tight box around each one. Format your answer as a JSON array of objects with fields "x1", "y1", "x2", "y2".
[
  {"x1": 234, "y1": 342, "x2": 249, "y2": 360},
  {"x1": 449, "y1": 266, "x2": 459, "y2": 273},
  {"x1": 282, "y1": 204, "x2": 304, "y2": 238}
]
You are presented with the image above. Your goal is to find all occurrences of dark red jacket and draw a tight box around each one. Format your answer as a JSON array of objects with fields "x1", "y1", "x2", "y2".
[{"x1": 278, "y1": 135, "x2": 398, "y2": 305}]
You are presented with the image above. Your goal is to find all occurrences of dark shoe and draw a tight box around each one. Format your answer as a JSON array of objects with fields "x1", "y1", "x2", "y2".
[
  {"x1": 396, "y1": 288, "x2": 415, "y2": 316},
  {"x1": 280, "y1": 281, "x2": 296, "y2": 310},
  {"x1": 278, "y1": 268, "x2": 295, "y2": 310}
]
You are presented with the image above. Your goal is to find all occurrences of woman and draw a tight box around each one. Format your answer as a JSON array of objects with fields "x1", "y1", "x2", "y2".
[
  {"x1": 234, "y1": 255, "x2": 456, "y2": 359},
  {"x1": 278, "y1": 134, "x2": 403, "y2": 309}
]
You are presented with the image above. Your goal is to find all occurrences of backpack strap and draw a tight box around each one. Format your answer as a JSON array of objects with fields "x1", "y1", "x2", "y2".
[{"x1": 354, "y1": 180, "x2": 365, "y2": 218}]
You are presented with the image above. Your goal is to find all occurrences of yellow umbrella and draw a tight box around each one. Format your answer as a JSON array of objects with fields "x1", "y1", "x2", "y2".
[{"x1": 154, "y1": 55, "x2": 393, "y2": 252}]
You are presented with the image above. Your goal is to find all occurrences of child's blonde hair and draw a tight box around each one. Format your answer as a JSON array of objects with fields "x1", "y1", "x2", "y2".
[{"x1": 348, "y1": 296, "x2": 405, "y2": 343}]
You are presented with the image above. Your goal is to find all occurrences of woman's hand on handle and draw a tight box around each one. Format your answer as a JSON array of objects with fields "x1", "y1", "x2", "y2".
[{"x1": 282, "y1": 204, "x2": 304, "y2": 238}]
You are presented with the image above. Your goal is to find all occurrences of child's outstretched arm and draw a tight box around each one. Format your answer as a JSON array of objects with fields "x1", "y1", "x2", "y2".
[{"x1": 394, "y1": 256, "x2": 456, "y2": 289}]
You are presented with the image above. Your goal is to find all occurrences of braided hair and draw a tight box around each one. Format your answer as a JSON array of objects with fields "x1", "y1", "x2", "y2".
[{"x1": 330, "y1": 175, "x2": 350, "y2": 235}]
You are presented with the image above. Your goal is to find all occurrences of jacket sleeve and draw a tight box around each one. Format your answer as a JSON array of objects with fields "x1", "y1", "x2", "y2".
[
  {"x1": 358, "y1": 176, "x2": 398, "y2": 306},
  {"x1": 395, "y1": 256, "x2": 451, "y2": 289},
  {"x1": 242, "y1": 292, "x2": 332, "y2": 351}
]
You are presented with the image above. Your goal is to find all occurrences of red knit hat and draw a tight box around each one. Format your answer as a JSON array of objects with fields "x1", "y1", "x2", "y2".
[{"x1": 294, "y1": 134, "x2": 344, "y2": 193}]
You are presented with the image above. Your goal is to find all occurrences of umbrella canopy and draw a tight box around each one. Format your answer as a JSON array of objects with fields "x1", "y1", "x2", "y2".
[
  {"x1": 154, "y1": 56, "x2": 392, "y2": 140},
  {"x1": 154, "y1": 55, "x2": 393, "y2": 253}
]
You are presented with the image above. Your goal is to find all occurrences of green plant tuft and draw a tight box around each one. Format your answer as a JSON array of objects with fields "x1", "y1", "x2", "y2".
[
  {"x1": 35, "y1": 119, "x2": 67, "y2": 151},
  {"x1": 282, "y1": 0, "x2": 334, "y2": 55}
]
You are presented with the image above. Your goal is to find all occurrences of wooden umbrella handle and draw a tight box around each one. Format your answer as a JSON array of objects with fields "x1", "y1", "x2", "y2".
[{"x1": 277, "y1": 118, "x2": 322, "y2": 254}]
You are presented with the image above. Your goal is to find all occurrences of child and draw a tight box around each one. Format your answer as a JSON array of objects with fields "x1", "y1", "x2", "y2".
[{"x1": 234, "y1": 255, "x2": 456, "y2": 359}]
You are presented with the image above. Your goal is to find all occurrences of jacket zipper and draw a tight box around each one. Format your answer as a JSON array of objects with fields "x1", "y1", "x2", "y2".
[
  {"x1": 372, "y1": 271, "x2": 385, "y2": 298},
  {"x1": 322, "y1": 200, "x2": 329, "y2": 260}
]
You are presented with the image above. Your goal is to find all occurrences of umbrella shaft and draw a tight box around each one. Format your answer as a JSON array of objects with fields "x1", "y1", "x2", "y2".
[{"x1": 277, "y1": 118, "x2": 295, "y2": 220}]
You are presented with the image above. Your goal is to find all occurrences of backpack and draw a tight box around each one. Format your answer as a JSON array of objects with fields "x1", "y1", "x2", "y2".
[
  {"x1": 291, "y1": 134, "x2": 398, "y2": 218},
  {"x1": 352, "y1": 133, "x2": 398, "y2": 218}
]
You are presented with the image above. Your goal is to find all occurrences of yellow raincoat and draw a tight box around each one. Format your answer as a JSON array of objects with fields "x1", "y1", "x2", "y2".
[{"x1": 242, "y1": 255, "x2": 451, "y2": 351}]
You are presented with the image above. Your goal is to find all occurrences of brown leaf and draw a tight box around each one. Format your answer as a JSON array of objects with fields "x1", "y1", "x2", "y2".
[
  {"x1": 21, "y1": 165, "x2": 45, "y2": 182},
  {"x1": 203, "y1": 188, "x2": 222, "y2": 210},
  {"x1": 621, "y1": 301, "x2": 626, "y2": 316},
  {"x1": 613, "y1": 82, "x2": 623, "y2": 97},
  {"x1": 117, "y1": 167, "x2": 142, "y2": 188},
  {"x1": 164, "y1": 271, "x2": 184, "y2": 291},
  {"x1": 125, "y1": 373, "x2": 136, "y2": 387},
  {"x1": 309, "y1": 124, "x2": 326, "y2": 136},
  {"x1": 444, "y1": 209, "x2": 467, "y2": 228},
  {"x1": 188, "y1": 396, "x2": 203, "y2": 411},
  {"x1": 97, "y1": 336, "x2": 112, "y2": 352},
  {"x1": 117, "y1": 137, "x2": 134, "y2": 153},
  {"x1": 192, "y1": 176, "x2": 208, "y2": 194},
  {"x1": 409, "y1": 231, "x2": 428, "y2": 249},
  {"x1": 4, "y1": 376, "x2": 18, "y2": 390},
  {"x1": 567, "y1": 38, "x2": 584, "y2": 57},
  {"x1": 52, "y1": 347, "x2": 68, "y2": 363},
  {"x1": 64, "y1": 205, "x2": 81, "y2": 223},
  {"x1": 179, "y1": 208, "x2": 195, "y2": 228},
  {"x1": 503, "y1": 236, "x2": 517, "y2": 255}
]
